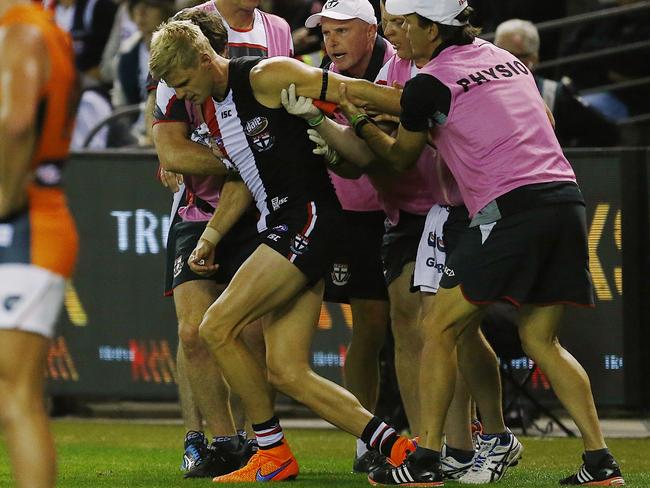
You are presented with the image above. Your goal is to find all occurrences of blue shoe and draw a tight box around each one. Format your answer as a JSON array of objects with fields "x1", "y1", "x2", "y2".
[{"x1": 181, "y1": 431, "x2": 210, "y2": 477}]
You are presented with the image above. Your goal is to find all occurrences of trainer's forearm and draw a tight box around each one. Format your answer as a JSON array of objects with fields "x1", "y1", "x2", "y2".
[
  {"x1": 153, "y1": 125, "x2": 228, "y2": 176},
  {"x1": 205, "y1": 177, "x2": 253, "y2": 240},
  {"x1": 316, "y1": 117, "x2": 374, "y2": 168},
  {"x1": 357, "y1": 123, "x2": 413, "y2": 172},
  {"x1": 326, "y1": 74, "x2": 402, "y2": 116}
]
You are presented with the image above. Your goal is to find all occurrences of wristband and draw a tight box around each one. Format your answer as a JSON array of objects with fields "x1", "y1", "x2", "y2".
[
  {"x1": 354, "y1": 117, "x2": 374, "y2": 138},
  {"x1": 307, "y1": 112, "x2": 325, "y2": 127},
  {"x1": 350, "y1": 113, "x2": 370, "y2": 128},
  {"x1": 319, "y1": 68, "x2": 329, "y2": 101},
  {"x1": 200, "y1": 226, "x2": 222, "y2": 246}
]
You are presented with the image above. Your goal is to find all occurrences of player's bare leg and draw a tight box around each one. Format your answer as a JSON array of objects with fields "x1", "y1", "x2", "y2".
[
  {"x1": 200, "y1": 244, "x2": 415, "y2": 480},
  {"x1": 176, "y1": 348, "x2": 203, "y2": 432},
  {"x1": 388, "y1": 262, "x2": 422, "y2": 435},
  {"x1": 175, "y1": 280, "x2": 236, "y2": 436},
  {"x1": 0, "y1": 330, "x2": 55, "y2": 488},
  {"x1": 345, "y1": 297, "x2": 389, "y2": 412}
]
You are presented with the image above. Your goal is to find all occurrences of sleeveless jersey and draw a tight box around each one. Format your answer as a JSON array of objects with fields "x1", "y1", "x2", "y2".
[
  {"x1": 153, "y1": 3, "x2": 293, "y2": 222},
  {"x1": 374, "y1": 54, "x2": 461, "y2": 225},
  {"x1": 200, "y1": 57, "x2": 339, "y2": 231},
  {"x1": 326, "y1": 36, "x2": 393, "y2": 212},
  {"x1": 405, "y1": 39, "x2": 576, "y2": 217},
  {"x1": 0, "y1": 3, "x2": 78, "y2": 277}
]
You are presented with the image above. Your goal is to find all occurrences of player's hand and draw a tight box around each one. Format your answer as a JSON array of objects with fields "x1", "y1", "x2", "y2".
[
  {"x1": 160, "y1": 168, "x2": 183, "y2": 193},
  {"x1": 338, "y1": 83, "x2": 365, "y2": 122},
  {"x1": 307, "y1": 129, "x2": 340, "y2": 166},
  {"x1": 371, "y1": 113, "x2": 400, "y2": 124},
  {"x1": 188, "y1": 239, "x2": 219, "y2": 276},
  {"x1": 281, "y1": 83, "x2": 321, "y2": 120}
]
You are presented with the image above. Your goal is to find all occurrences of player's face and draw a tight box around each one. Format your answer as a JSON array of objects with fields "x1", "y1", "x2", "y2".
[
  {"x1": 403, "y1": 13, "x2": 436, "y2": 61},
  {"x1": 380, "y1": 4, "x2": 411, "y2": 60},
  {"x1": 164, "y1": 62, "x2": 212, "y2": 104},
  {"x1": 321, "y1": 18, "x2": 377, "y2": 75}
]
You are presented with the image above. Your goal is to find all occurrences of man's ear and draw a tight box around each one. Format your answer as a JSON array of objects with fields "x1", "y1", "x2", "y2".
[
  {"x1": 368, "y1": 23, "x2": 378, "y2": 41},
  {"x1": 199, "y1": 52, "x2": 212, "y2": 67},
  {"x1": 428, "y1": 22, "x2": 439, "y2": 42}
]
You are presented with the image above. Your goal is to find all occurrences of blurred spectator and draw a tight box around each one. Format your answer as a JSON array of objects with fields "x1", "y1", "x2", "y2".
[
  {"x1": 558, "y1": 0, "x2": 650, "y2": 119},
  {"x1": 263, "y1": 0, "x2": 322, "y2": 55},
  {"x1": 46, "y1": 0, "x2": 118, "y2": 83},
  {"x1": 100, "y1": 0, "x2": 139, "y2": 84},
  {"x1": 70, "y1": 82, "x2": 112, "y2": 149},
  {"x1": 113, "y1": 0, "x2": 174, "y2": 144},
  {"x1": 495, "y1": 19, "x2": 619, "y2": 146}
]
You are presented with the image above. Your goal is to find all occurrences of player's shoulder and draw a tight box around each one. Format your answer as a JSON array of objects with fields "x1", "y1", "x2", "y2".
[{"x1": 0, "y1": 20, "x2": 45, "y2": 52}]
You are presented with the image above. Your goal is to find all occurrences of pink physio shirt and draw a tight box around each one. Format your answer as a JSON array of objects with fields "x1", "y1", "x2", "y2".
[{"x1": 407, "y1": 39, "x2": 576, "y2": 217}]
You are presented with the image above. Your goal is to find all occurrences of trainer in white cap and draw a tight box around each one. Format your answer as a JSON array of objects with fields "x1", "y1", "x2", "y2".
[
  {"x1": 305, "y1": 0, "x2": 377, "y2": 28},
  {"x1": 385, "y1": 0, "x2": 468, "y2": 26}
]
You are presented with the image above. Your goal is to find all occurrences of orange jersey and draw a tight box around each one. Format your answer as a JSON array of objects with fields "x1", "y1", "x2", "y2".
[{"x1": 0, "y1": 4, "x2": 78, "y2": 277}]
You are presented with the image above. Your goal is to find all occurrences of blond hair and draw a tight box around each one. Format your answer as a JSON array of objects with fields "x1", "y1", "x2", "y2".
[{"x1": 149, "y1": 20, "x2": 214, "y2": 82}]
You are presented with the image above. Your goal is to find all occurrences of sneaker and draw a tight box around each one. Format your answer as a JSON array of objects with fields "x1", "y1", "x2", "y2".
[
  {"x1": 212, "y1": 440, "x2": 299, "y2": 482},
  {"x1": 197, "y1": 436, "x2": 248, "y2": 478},
  {"x1": 458, "y1": 429, "x2": 523, "y2": 484},
  {"x1": 559, "y1": 454, "x2": 625, "y2": 486},
  {"x1": 240, "y1": 438, "x2": 259, "y2": 466},
  {"x1": 389, "y1": 436, "x2": 419, "y2": 466},
  {"x1": 368, "y1": 452, "x2": 444, "y2": 487},
  {"x1": 471, "y1": 420, "x2": 484, "y2": 441},
  {"x1": 441, "y1": 445, "x2": 473, "y2": 480},
  {"x1": 181, "y1": 431, "x2": 210, "y2": 476},
  {"x1": 354, "y1": 450, "x2": 391, "y2": 473}
]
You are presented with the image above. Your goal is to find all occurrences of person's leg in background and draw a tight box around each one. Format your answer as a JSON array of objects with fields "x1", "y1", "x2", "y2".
[
  {"x1": 387, "y1": 262, "x2": 422, "y2": 436},
  {"x1": 0, "y1": 330, "x2": 56, "y2": 488}
]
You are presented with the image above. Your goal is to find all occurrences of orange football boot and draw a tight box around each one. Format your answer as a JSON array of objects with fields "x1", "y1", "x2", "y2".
[
  {"x1": 389, "y1": 436, "x2": 419, "y2": 466},
  {"x1": 213, "y1": 440, "x2": 299, "y2": 483}
]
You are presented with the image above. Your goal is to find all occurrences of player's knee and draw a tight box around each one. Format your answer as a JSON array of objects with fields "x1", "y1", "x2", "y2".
[
  {"x1": 178, "y1": 320, "x2": 202, "y2": 351},
  {"x1": 518, "y1": 330, "x2": 558, "y2": 359},
  {"x1": 0, "y1": 381, "x2": 32, "y2": 426},
  {"x1": 266, "y1": 363, "x2": 304, "y2": 396}
]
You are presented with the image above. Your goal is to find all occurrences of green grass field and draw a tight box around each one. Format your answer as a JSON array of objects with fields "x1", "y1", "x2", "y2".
[{"x1": 1, "y1": 421, "x2": 648, "y2": 487}]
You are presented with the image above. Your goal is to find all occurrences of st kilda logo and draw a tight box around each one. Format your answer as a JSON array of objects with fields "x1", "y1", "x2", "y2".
[{"x1": 244, "y1": 116, "x2": 275, "y2": 152}]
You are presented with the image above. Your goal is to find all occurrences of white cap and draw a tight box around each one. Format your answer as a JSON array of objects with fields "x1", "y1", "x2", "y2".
[
  {"x1": 385, "y1": 0, "x2": 468, "y2": 26},
  {"x1": 305, "y1": 0, "x2": 377, "y2": 28}
]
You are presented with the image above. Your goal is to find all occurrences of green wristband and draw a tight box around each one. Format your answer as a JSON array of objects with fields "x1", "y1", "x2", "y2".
[
  {"x1": 350, "y1": 113, "x2": 370, "y2": 128},
  {"x1": 307, "y1": 113, "x2": 325, "y2": 127}
]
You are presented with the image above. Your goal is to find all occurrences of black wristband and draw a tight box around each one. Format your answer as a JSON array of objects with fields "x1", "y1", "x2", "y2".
[
  {"x1": 320, "y1": 68, "x2": 329, "y2": 101},
  {"x1": 354, "y1": 117, "x2": 374, "y2": 138}
]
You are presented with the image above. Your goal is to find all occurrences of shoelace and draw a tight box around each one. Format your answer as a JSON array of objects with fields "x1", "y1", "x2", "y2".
[{"x1": 186, "y1": 445, "x2": 204, "y2": 465}]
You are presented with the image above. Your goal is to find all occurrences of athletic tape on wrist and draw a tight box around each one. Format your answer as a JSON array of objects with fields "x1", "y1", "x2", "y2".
[{"x1": 200, "y1": 226, "x2": 221, "y2": 246}]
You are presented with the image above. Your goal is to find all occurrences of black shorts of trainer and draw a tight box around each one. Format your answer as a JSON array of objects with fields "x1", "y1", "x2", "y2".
[
  {"x1": 259, "y1": 200, "x2": 345, "y2": 287},
  {"x1": 323, "y1": 210, "x2": 389, "y2": 303},
  {"x1": 164, "y1": 212, "x2": 260, "y2": 295},
  {"x1": 440, "y1": 195, "x2": 595, "y2": 307},
  {"x1": 381, "y1": 211, "x2": 426, "y2": 288}
]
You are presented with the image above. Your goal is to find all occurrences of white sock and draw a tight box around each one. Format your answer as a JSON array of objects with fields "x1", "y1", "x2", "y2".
[{"x1": 356, "y1": 438, "x2": 369, "y2": 458}]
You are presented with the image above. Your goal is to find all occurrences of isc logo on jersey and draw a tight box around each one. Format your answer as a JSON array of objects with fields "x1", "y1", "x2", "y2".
[{"x1": 244, "y1": 117, "x2": 275, "y2": 152}]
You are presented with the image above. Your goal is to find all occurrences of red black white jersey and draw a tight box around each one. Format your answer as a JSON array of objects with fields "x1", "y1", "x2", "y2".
[{"x1": 204, "y1": 57, "x2": 339, "y2": 230}]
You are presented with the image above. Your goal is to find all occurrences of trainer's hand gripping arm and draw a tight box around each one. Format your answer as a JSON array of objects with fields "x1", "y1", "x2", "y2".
[
  {"x1": 338, "y1": 83, "x2": 427, "y2": 172},
  {"x1": 0, "y1": 24, "x2": 47, "y2": 218},
  {"x1": 188, "y1": 175, "x2": 253, "y2": 276},
  {"x1": 251, "y1": 57, "x2": 402, "y2": 116}
]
